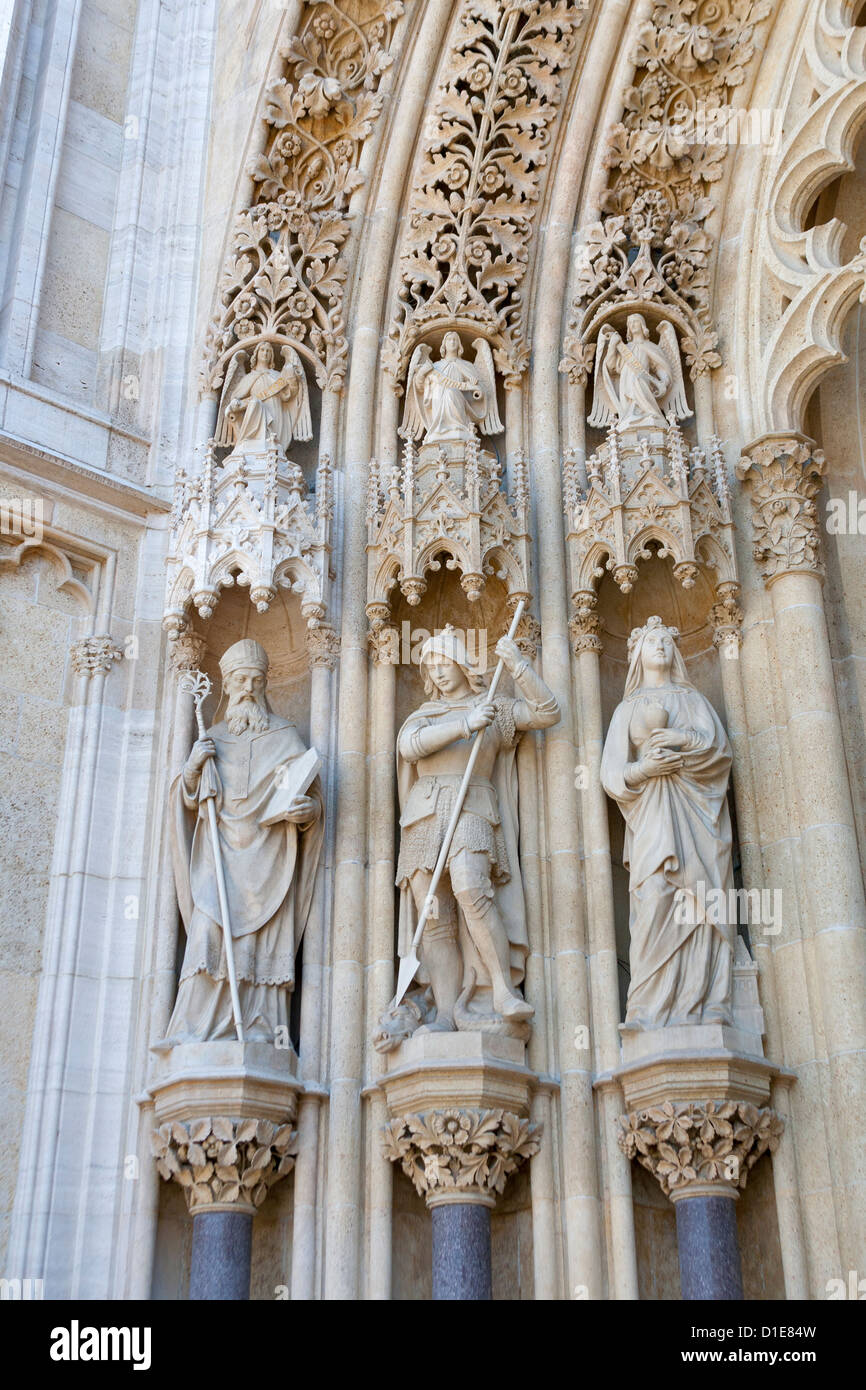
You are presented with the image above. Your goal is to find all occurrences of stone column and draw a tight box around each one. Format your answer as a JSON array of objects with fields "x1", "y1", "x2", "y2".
[
  {"x1": 737, "y1": 433, "x2": 866, "y2": 1269},
  {"x1": 366, "y1": 625, "x2": 399, "y2": 1300},
  {"x1": 290, "y1": 626, "x2": 339, "y2": 1301},
  {"x1": 671, "y1": 1185, "x2": 743, "y2": 1300},
  {"x1": 380, "y1": 1034, "x2": 540, "y2": 1301},
  {"x1": 616, "y1": 1056, "x2": 783, "y2": 1301},
  {"x1": 570, "y1": 597, "x2": 639, "y2": 1300},
  {"x1": 149, "y1": 1041, "x2": 302, "y2": 1300},
  {"x1": 154, "y1": 1112, "x2": 296, "y2": 1300},
  {"x1": 384, "y1": 1104, "x2": 539, "y2": 1301}
]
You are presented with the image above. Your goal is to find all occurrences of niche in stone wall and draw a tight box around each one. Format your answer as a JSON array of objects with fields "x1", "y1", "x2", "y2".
[
  {"x1": 595, "y1": 549, "x2": 732, "y2": 1017},
  {"x1": 391, "y1": 567, "x2": 512, "y2": 733},
  {"x1": 184, "y1": 583, "x2": 313, "y2": 739},
  {"x1": 387, "y1": 564, "x2": 536, "y2": 1299},
  {"x1": 153, "y1": 584, "x2": 312, "y2": 1301},
  {"x1": 172, "y1": 582, "x2": 313, "y2": 1041}
]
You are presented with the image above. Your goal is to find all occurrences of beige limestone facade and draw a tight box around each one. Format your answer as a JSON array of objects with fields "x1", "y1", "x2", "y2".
[{"x1": 1, "y1": 0, "x2": 865, "y2": 1302}]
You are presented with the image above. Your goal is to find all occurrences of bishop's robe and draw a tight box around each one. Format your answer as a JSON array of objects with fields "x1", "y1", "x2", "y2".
[{"x1": 165, "y1": 715, "x2": 323, "y2": 1043}]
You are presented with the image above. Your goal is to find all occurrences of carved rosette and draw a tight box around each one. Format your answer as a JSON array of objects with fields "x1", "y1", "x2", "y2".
[
  {"x1": 69, "y1": 635, "x2": 123, "y2": 678},
  {"x1": 736, "y1": 436, "x2": 827, "y2": 585},
  {"x1": 152, "y1": 1116, "x2": 298, "y2": 1216},
  {"x1": 383, "y1": 1108, "x2": 541, "y2": 1208},
  {"x1": 618, "y1": 1100, "x2": 783, "y2": 1200},
  {"x1": 306, "y1": 622, "x2": 340, "y2": 669}
]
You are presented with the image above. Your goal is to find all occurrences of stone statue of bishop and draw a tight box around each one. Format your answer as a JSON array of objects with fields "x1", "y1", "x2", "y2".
[{"x1": 163, "y1": 638, "x2": 323, "y2": 1045}]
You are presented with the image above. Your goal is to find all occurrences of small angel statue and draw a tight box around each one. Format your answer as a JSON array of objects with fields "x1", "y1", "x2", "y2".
[
  {"x1": 216, "y1": 340, "x2": 313, "y2": 459},
  {"x1": 399, "y1": 331, "x2": 503, "y2": 446},
  {"x1": 588, "y1": 314, "x2": 691, "y2": 432}
]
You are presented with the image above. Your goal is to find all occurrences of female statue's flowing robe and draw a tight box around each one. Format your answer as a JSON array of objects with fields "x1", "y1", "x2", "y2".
[{"x1": 601, "y1": 682, "x2": 734, "y2": 1030}]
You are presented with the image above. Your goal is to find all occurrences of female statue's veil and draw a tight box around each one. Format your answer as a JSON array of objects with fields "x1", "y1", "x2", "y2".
[{"x1": 623, "y1": 616, "x2": 691, "y2": 698}]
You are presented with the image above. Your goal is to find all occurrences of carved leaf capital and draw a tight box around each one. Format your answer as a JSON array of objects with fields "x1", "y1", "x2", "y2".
[
  {"x1": 618, "y1": 1099, "x2": 783, "y2": 1198},
  {"x1": 152, "y1": 1116, "x2": 298, "y2": 1214},
  {"x1": 70, "y1": 635, "x2": 123, "y2": 678},
  {"x1": 736, "y1": 437, "x2": 827, "y2": 583},
  {"x1": 383, "y1": 1107, "x2": 541, "y2": 1204}
]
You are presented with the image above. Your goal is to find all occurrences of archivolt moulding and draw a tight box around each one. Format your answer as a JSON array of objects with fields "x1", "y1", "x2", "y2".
[{"x1": 756, "y1": 0, "x2": 866, "y2": 433}]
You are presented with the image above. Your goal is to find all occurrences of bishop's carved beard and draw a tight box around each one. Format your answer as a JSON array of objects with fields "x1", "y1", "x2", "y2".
[{"x1": 225, "y1": 691, "x2": 270, "y2": 736}]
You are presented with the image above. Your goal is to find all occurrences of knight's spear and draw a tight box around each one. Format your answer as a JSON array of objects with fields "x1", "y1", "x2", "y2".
[
  {"x1": 392, "y1": 598, "x2": 526, "y2": 1008},
  {"x1": 178, "y1": 668, "x2": 245, "y2": 1042}
]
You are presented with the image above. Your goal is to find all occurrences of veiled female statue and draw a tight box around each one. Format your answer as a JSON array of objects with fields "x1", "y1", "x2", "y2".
[
  {"x1": 216, "y1": 340, "x2": 313, "y2": 458},
  {"x1": 600, "y1": 616, "x2": 735, "y2": 1031}
]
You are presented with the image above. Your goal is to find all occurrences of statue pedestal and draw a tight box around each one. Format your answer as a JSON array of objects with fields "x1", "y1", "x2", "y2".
[
  {"x1": 616, "y1": 1023, "x2": 774, "y2": 1111},
  {"x1": 149, "y1": 1040, "x2": 303, "y2": 1126},
  {"x1": 380, "y1": 1033, "x2": 539, "y2": 1301},
  {"x1": 381, "y1": 1030, "x2": 535, "y2": 1117},
  {"x1": 148, "y1": 1042, "x2": 303, "y2": 1301},
  {"x1": 608, "y1": 1026, "x2": 784, "y2": 1302}
]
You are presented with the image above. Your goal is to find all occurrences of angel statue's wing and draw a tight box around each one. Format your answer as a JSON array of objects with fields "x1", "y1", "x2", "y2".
[
  {"x1": 398, "y1": 343, "x2": 432, "y2": 440},
  {"x1": 470, "y1": 337, "x2": 503, "y2": 436},
  {"x1": 215, "y1": 350, "x2": 248, "y2": 447},
  {"x1": 657, "y1": 321, "x2": 692, "y2": 423},
  {"x1": 587, "y1": 325, "x2": 621, "y2": 430},
  {"x1": 282, "y1": 344, "x2": 313, "y2": 442}
]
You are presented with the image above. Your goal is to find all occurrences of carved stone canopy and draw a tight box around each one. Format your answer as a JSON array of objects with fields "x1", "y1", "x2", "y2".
[
  {"x1": 163, "y1": 440, "x2": 333, "y2": 636},
  {"x1": 366, "y1": 433, "x2": 530, "y2": 624},
  {"x1": 564, "y1": 422, "x2": 738, "y2": 605}
]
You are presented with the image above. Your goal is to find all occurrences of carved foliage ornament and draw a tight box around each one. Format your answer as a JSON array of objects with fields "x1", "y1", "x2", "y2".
[
  {"x1": 561, "y1": 0, "x2": 772, "y2": 383},
  {"x1": 618, "y1": 1099, "x2": 783, "y2": 1198},
  {"x1": 386, "y1": 0, "x2": 585, "y2": 383},
  {"x1": 735, "y1": 437, "x2": 827, "y2": 583},
  {"x1": 383, "y1": 1107, "x2": 540, "y2": 1202},
  {"x1": 201, "y1": 1, "x2": 405, "y2": 396},
  {"x1": 152, "y1": 1116, "x2": 298, "y2": 1214},
  {"x1": 69, "y1": 635, "x2": 123, "y2": 678}
]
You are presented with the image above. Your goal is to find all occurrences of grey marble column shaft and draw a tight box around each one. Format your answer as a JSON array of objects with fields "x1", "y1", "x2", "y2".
[
  {"x1": 189, "y1": 1209, "x2": 253, "y2": 1300},
  {"x1": 675, "y1": 1193, "x2": 744, "y2": 1300},
  {"x1": 431, "y1": 1201, "x2": 492, "y2": 1300}
]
